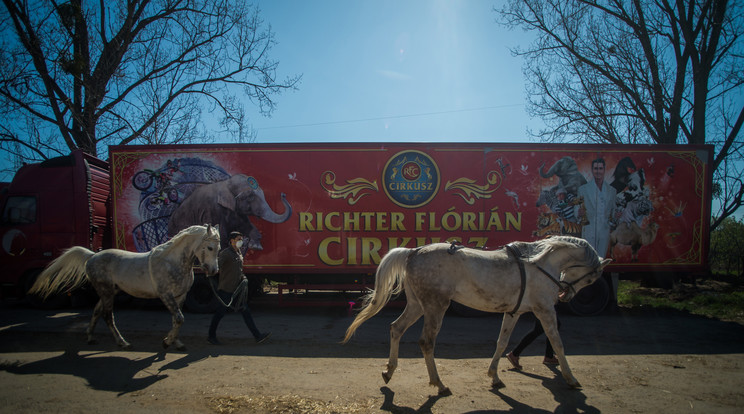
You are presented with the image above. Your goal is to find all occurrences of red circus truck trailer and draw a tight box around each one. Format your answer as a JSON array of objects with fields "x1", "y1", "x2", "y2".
[{"x1": 1, "y1": 143, "x2": 713, "y2": 315}]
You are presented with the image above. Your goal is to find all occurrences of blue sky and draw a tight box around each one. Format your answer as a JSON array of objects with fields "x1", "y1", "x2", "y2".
[
  {"x1": 0, "y1": 1, "x2": 539, "y2": 181},
  {"x1": 248, "y1": 0, "x2": 542, "y2": 143}
]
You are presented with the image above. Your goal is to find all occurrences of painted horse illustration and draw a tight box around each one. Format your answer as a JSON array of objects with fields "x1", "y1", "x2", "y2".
[
  {"x1": 29, "y1": 224, "x2": 220, "y2": 350},
  {"x1": 343, "y1": 236, "x2": 611, "y2": 394}
]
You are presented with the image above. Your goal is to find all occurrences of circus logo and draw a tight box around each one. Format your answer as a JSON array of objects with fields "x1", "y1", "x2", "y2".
[{"x1": 382, "y1": 150, "x2": 440, "y2": 208}]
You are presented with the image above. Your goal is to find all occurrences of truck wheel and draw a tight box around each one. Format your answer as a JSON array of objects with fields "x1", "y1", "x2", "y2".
[
  {"x1": 566, "y1": 275, "x2": 610, "y2": 316},
  {"x1": 642, "y1": 272, "x2": 676, "y2": 289},
  {"x1": 184, "y1": 274, "x2": 219, "y2": 313},
  {"x1": 24, "y1": 270, "x2": 71, "y2": 309}
]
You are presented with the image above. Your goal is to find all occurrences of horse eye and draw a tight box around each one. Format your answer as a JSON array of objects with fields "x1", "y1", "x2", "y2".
[{"x1": 207, "y1": 246, "x2": 214, "y2": 251}]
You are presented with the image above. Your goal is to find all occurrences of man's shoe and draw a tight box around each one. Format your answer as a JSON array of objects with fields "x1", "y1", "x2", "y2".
[
  {"x1": 506, "y1": 352, "x2": 522, "y2": 370},
  {"x1": 256, "y1": 332, "x2": 271, "y2": 344},
  {"x1": 543, "y1": 356, "x2": 559, "y2": 365},
  {"x1": 207, "y1": 337, "x2": 222, "y2": 345}
]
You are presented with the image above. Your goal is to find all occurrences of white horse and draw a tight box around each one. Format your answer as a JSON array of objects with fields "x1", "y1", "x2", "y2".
[
  {"x1": 343, "y1": 236, "x2": 611, "y2": 394},
  {"x1": 29, "y1": 224, "x2": 220, "y2": 350}
]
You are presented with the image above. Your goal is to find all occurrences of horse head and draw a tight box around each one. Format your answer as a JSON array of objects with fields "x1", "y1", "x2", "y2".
[
  {"x1": 538, "y1": 236, "x2": 612, "y2": 302},
  {"x1": 196, "y1": 224, "x2": 221, "y2": 276}
]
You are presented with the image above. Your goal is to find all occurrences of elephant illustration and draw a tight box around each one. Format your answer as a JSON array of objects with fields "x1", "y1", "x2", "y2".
[
  {"x1": 539, "y1": 156, "x2": 587, "y2": 195},
  {"x1": 167, "y1": 174, "x2": 292, "y2": 251}
]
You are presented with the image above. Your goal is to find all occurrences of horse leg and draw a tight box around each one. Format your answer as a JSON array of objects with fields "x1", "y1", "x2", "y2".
[
  {"x1": 160, "y1": 294, "x2": 186, "y2": 351},
  {"x1": 488, "y1": 313, "x2": 520, "y2": 389},
  {"x1": 99, "y1": 295, "x2": 131, "y2": 349},
  {"x1": 419, "y1": 304, "x2": 450, "y2": 395},
  {"x1": 383, "y1": 300, "x2": 423, "y2": 384},
  {"x1": 171, "y1": 294, "x2": 188, "y2": 350},
  {"x1": 86, "y1": 299, "x2": 104, "y2": 344},
  {"x1": 534, "y1": 309, "x2": 580, "y2": 388}
]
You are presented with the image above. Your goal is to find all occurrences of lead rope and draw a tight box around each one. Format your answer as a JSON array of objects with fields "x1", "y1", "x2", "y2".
[{"x1": 208, "y1": 276, "x2": 250, "y2": 310}]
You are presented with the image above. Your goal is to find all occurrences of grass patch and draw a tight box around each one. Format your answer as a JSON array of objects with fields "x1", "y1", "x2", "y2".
[{"x1": 617, "y1": 279, "x2": 744, "y2": 324}]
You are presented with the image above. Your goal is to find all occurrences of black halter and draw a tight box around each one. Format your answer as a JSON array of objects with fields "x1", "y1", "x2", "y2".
[
  {"x1": 536, "y1": 263, "x2": 598, "y2": 297},
  {"x1": 505, "y1": 243, "x2": 597, "y2": 316}
]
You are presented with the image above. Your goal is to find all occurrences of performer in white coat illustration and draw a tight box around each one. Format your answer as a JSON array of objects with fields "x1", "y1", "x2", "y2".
[{"x1": 577, "y1": 157, "x2": 617, "y2": 257}]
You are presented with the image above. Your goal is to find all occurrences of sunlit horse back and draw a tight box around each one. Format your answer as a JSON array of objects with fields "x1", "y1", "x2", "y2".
[
  {"x1": 29, "y1": 224, "x2": 220, "y2": 350},
  {"x1": 343, "y1": 236, "x2": 612, "y2": 394}
]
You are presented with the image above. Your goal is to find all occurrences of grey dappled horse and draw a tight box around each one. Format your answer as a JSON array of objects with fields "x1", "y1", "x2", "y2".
[
  {"x1": 30, "y1": 224, "x2": 220, "y2": 350},
  {"x1": 343, "y1": 236, "x2": 612, "y2": 394}
]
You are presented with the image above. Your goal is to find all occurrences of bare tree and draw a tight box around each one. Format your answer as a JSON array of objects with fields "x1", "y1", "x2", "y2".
[
  {"x1": 0, "y1": 0, "x2": 299, "y2": 167},
  {"x1": 498, "y1": 0, "x2": 744, "y2": 229}
]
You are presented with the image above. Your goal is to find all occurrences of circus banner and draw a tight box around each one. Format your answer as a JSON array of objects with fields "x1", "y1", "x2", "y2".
[{"x1": 109, "y1": 143, "x2": 712, "y2": 274}]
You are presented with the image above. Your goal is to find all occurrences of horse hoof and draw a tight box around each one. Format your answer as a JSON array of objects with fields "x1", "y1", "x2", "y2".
[
  {"x1": 438, "y1": 387, "x2": 452, "y2": 396},
  {"x1": 569, "y1": 381, "x2": 582, "y2": 389},
  {"x1": 162, "y1": 340, "x2": 171, "y2": 349},
  {"x1": 491, "y1": 380, "x2": 506, "y2": 389},
  {"x1": 120, "y1": 343, "x2": 133, "y2": 350},
  {"x1": 381, "y1": 372, "x2": 392, "y2": 384},
  {"x1": 176, "y1": 344, "x2": 187, "y2": 351},
  {"x1": 87, "y1": 339, "x2": 98, "y2": 345}
]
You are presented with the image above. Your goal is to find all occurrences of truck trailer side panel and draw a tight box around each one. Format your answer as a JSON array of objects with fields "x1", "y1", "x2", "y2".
[{"x1": 110, "y1": 143, "x2": 712, "y2": 278}]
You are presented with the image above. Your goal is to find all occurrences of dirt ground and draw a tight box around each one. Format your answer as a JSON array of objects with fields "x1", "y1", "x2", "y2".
[{"x1": 1, "y1": 296, "x2": 743, "y2": 414}]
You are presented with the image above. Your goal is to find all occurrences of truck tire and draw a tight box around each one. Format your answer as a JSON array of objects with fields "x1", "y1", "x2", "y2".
[
  {"x1": 184, "y1": 274, "x2": 220, "y2": 313},
  {"x1": 643, "y1": 272, "x2": 676, "y2": 289},
  {"x1": 566, "y1": 275, "x2": 610, "y2": 316}
]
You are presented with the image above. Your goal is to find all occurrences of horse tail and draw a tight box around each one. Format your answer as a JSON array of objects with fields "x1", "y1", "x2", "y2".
[
  {"x1": 28, "y1": 246, "x2": 95, "y2": 299},
  {"x1": 343, "y1": 247, "x2": 410, "y2": 344}
]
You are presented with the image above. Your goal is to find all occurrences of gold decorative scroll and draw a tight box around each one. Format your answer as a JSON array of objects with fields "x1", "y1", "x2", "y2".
[
  {"x1": 321, "y1": 171, "x2": 378, "y2": 205},
  {"x1": 111, "y1": 152, "x2": 152, "y2": 199},
  {"x1": 445, "y1": 170, "x2": 502, "y2": 205}
]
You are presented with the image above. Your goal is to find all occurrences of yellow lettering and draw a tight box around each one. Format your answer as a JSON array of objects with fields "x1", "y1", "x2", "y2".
[
  {"x1": 506, "y1": 212, "x2": 521, "y2": 231},
  {"x1": 441, "y1": 208, "x2": 461, "y2": 231},
  {"x1": 344, "y1": 212, "x2": 360, "y2": 231},
  {"x1": 391, "y1": 212, "x2": 405, "y2": 231},
  {"x1": 375, "y1": 212, "x2": 388, "y2": 231},
  {"x1": 462, "y1": 212, "x2": 477, "y2": 231},
  {"x1": 325, "y1": 212, "x2": 341, "y2": 231},
  {"x1": 388, "y1": 237, "x2": 413, "y2": 248},
  {"x1": 486, "y1": 209, "x2": 504, "y2": 231},
  {"x1": 469, "y1": 237, "x2": 488, "y2": 248},
  {"x1": 362, "y1": 212, "x2": 375, "y2": 231},
  {"x1": 347, "y1": 237, "x2": 357, "y2": 265},
  {"x1": 428, "y1": 212, "x2": 441, "y2": 231},
  {"x1": 361, "y1": 238, "x2": 382, "y2": 265},
  {"x1": 415, "y1": 212, "x2": 425, "y2": 231},
  {"x1": 318, "y1": 237, "x2": 343, "y2": 266},
  {"x1": 299, "y1": 212, "x2": 314, "y2": 231}
]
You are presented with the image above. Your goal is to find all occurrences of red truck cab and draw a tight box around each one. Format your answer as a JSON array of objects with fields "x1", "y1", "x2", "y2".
[{"x1": 0, "y1": 150, "x2": 110, "y2": 297}]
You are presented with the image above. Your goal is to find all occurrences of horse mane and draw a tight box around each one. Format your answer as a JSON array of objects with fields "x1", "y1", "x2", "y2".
[
  {"x1": 154, "y1": 224, "x2": 218, "y2": 252},
  {"x1": 526, "y1": 236, "x2": 600, "y2": 268}
]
